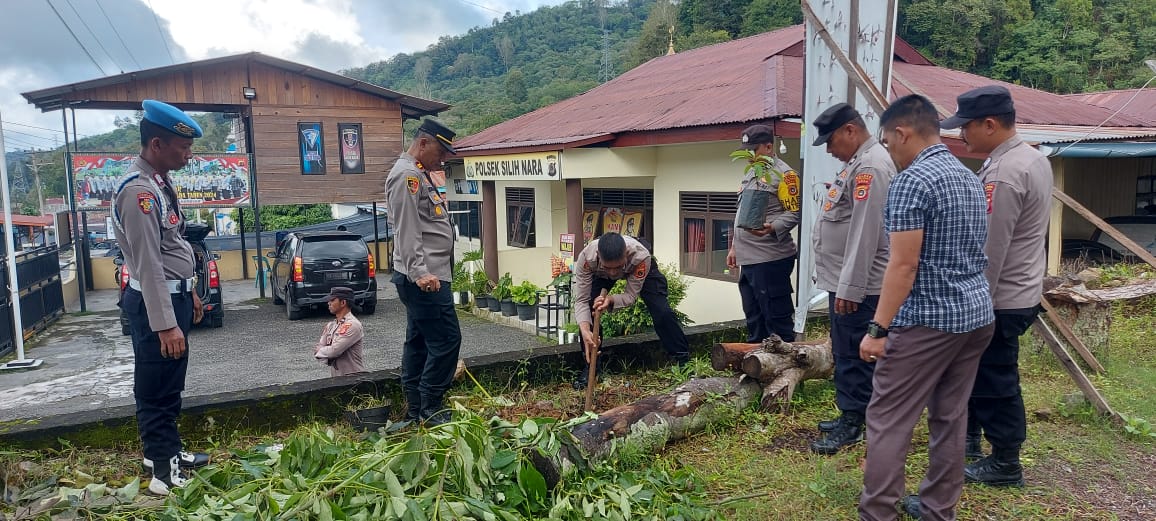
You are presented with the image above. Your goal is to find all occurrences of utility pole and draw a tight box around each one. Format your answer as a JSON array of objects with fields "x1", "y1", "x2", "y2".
[{"x1": 26, "y1": 152, "x2": 52, "y2": 216}]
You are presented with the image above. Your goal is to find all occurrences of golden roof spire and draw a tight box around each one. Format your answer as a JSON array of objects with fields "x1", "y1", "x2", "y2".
[{"x1": 667, "y1": 26, "x2": 676, "y2": 55}]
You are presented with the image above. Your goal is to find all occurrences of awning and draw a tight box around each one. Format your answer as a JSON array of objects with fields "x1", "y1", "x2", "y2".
[{"x1": 1040, "y1": 142, "x2": 1156, "y2": 158}]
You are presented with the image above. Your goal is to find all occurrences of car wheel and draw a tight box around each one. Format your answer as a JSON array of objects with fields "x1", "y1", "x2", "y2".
[
  {"x1": 207, "y1": 314, "x2": 224, "y2": 328},
  {"x1": 361, "y1": 301, "x2": 376, "y2": 315},
  {"x1": 286, "y1": 295, "x2": 303, "y2": 320}
]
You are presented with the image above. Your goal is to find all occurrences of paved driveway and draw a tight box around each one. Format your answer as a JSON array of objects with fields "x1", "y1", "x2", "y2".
[{"x1": 0, "y1": 278, "x2": 549, "y2": 421}]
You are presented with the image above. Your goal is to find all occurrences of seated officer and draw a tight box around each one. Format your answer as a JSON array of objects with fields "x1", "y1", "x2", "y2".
[{"x1": 571, "y1": 232, "x2": 690, "y2": 389}]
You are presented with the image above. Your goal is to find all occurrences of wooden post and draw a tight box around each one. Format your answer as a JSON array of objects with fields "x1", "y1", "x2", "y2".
[
  {"x1": 1031, "y1": 319, "x2": 1120, "y2": 423},
  {"x1": 1040, "y1": 299, "x2": 1105, "y2": 374}
]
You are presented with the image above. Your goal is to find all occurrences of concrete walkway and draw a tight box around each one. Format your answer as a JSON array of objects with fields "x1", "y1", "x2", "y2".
[{"x1": 0, "y1": 276, "x2": 551, "y2": 421}]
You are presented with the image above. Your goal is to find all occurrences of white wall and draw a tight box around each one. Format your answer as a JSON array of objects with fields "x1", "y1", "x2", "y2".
[{"x1": 493, "y1": 179, "x2": 561, "y2": 287}]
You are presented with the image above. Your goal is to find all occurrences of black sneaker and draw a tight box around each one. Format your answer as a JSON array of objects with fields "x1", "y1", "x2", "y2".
[
  {"x1": 964, "y1": 454, "x2": 1024, "y2": 487},
  {"x1": 900, "y1": 494, "x2": 922, "y2": 520},
  {"x1": 143, "y1": 451, "x2": 210, "y2": 471},
  {"x1": 818, "y1": 414, "x2": 843, "y2": 433},
  {"x1": 965, "y1": 434, "x2": 985, "y2": 462},
  {"x1": 146, "y1": 456, "x2": 189, "y2": 496}
]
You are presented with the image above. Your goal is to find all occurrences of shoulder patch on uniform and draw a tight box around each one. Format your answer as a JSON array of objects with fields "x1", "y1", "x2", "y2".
[
  {"x1": 337, "y1": 323, "x2": 352, "y2": 335},
  {"x1": 778, "y1": 171, "x2": 801, "y2": 212},
  {"x1": 854, "y1": 173, "x2": 874, "y2": 201},
  {"x1": 984, "y1": 182, "x2": 996, "y2": 214},
  {"x1": 137, "y1": 193, "x2": 155, "y2": 214},
  {"x1": 633, "y1": 262, "x2": 647, "y2": 280},
  {"x1": 406, "y1": 176, "x2": 420, "y2": 194}
]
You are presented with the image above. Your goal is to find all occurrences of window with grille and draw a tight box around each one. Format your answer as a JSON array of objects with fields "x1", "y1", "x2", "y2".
[
  {"x1": 680, "y1": 192, "x2": 738, "y2": 281},
  {"x1": 448, "y1": 200, "x2": 481, "y2": 239},
  {"x1": 582, "y1": 189, "x2": 654, "y2": 246},
  {"x1": 506, "y1": 187, "x2": 536, "y2": 248}
]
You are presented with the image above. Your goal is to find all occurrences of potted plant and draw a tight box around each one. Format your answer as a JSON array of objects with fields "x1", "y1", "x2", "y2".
[
  {"x1": 462, "y1": 249, "x2": 484, "y2": 273},
  {"x1": 729, "y1": 149, "x2": 787, "y2": 230},
  {"x1": 511, "y1": 280, "x2": 542, "y2": 320},
  {"x1": 343, "y1": 394, "x2": 392, "y2": 432},
  {"x1": 560, "y1": 322, "x2": 580, "y2": 345},
  {"x1": 451, "y1": 261, "x2": 471, "y2": 308},
  {"x1": 493, "y1": 272, "x2": 515, "y2": 315},
  {"x1": 471, "y1": 270, "x2": 492, "y2": 310}
]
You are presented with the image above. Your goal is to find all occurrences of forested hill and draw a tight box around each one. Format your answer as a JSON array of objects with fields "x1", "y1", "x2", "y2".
[{"x1": 345, "y1": 0, "x2": 1156, "y2": 138}]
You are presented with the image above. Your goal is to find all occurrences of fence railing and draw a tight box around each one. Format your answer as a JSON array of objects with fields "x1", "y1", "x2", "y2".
[{"x1": 0, "y1": 246, "x2": 65, "y2": 358}]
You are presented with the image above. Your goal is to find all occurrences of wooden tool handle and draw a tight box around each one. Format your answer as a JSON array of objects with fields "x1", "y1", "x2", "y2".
[{"x1": 584, "y1": 288, "x2": 610, "y2": 412}]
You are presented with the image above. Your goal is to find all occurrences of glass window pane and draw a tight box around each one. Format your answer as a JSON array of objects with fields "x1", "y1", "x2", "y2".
[
  {"x1": 711, "y1": 219, "x2": 734, "y2": 276},
  {"x1": 683, "y1": 218, "x2": 706, "y2": 273},
  {"x1": 1137, "y1": 176, "x2": 1152, "y2": 194}
]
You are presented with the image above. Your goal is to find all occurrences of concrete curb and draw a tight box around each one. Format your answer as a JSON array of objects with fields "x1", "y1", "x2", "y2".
[{"x1": 0, "y1": 321, "x2": 746, "y2": 449}]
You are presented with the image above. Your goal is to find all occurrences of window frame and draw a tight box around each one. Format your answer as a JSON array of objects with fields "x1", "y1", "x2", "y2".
[
  {"x1": 506, "y1": 187, "x2": 536, "y2": 248},
  {"x1": 679, "y1": 192, "x2": 739, "y2": 282},
  {"x1": 1137, "y1": 174, "x2": 1156, "y2": 215}
]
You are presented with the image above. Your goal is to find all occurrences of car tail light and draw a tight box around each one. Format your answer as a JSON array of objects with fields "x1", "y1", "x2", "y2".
[
  {"x1": 368, "y1": 252, "x2": 375, "y2": 278},
  {"x1": 293, "y1": 256, "x2": 303, "y2": 282},
  {"x1": 207, "y1": 259, "x2": 220, "y2": 289},
  {"x1": 119, "y1": 265, "x2": 130, "y2": 289}
]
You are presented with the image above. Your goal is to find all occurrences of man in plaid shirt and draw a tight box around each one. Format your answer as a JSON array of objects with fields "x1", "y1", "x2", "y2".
[{"x1": 857, "y1": 95, "x2": 996, "y2": 521}]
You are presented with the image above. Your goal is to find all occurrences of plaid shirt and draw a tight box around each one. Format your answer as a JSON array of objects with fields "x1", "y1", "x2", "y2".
[{"x1": 885, "y1": 144, "x2": 993, "y2": 333}]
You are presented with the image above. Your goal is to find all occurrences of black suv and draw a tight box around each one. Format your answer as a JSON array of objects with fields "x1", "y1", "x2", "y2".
[
  {"x1": 115, "y1": 223, "x2": 225, "y2": 334},
  {"x1": 268, "y1": 231, "x2": 377, "y2": 320}
]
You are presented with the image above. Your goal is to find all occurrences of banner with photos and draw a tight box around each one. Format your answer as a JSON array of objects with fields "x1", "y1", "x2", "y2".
[{"x1": 70, "y1": 153, "x2": 251, "y2": 209}]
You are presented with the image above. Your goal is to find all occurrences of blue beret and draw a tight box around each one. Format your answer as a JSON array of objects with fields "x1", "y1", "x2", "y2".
[{"x1": 142, "y1": 99, "x2": 203, "y2": 138}]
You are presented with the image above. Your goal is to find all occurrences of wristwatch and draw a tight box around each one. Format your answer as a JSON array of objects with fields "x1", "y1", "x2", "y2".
[{"x1": 866, "y1": 320, "x2": 890, "y2": 338}]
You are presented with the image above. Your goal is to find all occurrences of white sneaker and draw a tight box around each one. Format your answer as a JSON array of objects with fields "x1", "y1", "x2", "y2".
[
  {"x1": 146, "y1": 456, "x2": 189, "y2": 496},
  {"x1": 143, "y1": 451, "x2": 210, "y2": 470}
]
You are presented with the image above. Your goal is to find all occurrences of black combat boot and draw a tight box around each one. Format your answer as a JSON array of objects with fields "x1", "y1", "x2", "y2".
[
  {"x1": 964, "y1": 446, "x2": 1024, "y2": 487},
  {"x1": 404, "y1": 391, "x2": 422, "y2": 422},
  {"x1": 809, "y1": 411, "x2": 864, "y2": 454},
  {"x1": 899, "y1": 494, "x2": 922, "y2": 520},
  {"x1": 965, "y1": 434, "x2": 985, "y2": 462},
  {"x1": 420, "y1": 396, "x2": 451, "y2": 427},
  {"x1": 818, "y1": 413, "x2": 844, "y2": 433}
]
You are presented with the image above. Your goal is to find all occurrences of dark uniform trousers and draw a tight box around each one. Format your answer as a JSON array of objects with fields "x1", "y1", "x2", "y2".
[
  {"x1": 829, "y1": 293, "x2": 878, "y2": 416},
  {"x1": 393, "y1": 272, "x2": 462, "y2": 420},
  {"x1": 579, "y1": 259, "x2": 690, "y2": 369},
  {"x1": 122, "y1": 287, "x2": 192, "y2": 463},
  {"x1": 738, "y1": 255, "x2": 797, "y2": 343},
  {"x1": 967, "y1": 307, "x2": 1038, "y2": 451}
]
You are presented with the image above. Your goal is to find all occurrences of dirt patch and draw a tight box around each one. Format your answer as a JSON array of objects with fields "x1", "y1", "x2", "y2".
[
  {"x1": 1030, "y1": 444, "x2": 1156, "y2": 521},
  {"x1": 495, "y1": 380, "x2": 654, "y2": 420},
  {"x1": 766, "y1": 427, "x2": 821, "y2": 453}
]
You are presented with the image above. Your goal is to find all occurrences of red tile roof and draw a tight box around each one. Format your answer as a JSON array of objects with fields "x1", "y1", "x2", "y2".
[
  {"x1": 1064, "y1": 90, "x2": 1156, "y2": 125},
  {"x1": 456, "y1": 25, "x2": 1150, "y2": 154}
]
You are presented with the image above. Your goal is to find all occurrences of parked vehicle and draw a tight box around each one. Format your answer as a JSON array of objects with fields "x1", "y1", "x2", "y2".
[
  {"x1": 115, "y1": 223, "x2": 225, "y2": 334},
  {"x1": 1062, "y1": 215, "x2": 1156, "y2": 264},
  {"x1": 268, "y1": 231, "x2": 377, "y2": 320}
]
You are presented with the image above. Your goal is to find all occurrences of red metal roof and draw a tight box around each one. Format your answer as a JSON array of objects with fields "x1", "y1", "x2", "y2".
[
  {"x1": 0, "y1": 215, "x2": 54, "y2": 226},
  {"x1": 456, "y1": 25, "x2": 1151, "y2": 154},
  {"x1": 1064, "y1": 90, "x2": 1156, "y2": 125}
]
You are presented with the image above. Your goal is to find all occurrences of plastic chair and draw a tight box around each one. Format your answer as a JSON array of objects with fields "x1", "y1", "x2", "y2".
[{"x1": 253, "y1": 255, "x2": 272, "y2": 288}]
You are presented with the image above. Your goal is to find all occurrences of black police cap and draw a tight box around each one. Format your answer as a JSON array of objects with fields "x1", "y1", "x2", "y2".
[
  {"x1": 417, "y1": 118, "x2": 457, "y2": 154},
  {"x1": 811, "y1": 103, "x2": 861, "y2": 146},
  {"x1": 940, "y1": 85, "x2": 1015, "y2": 130},
  {"x1": 739, "y1": 124, "x2": 775, "y2": 150}
]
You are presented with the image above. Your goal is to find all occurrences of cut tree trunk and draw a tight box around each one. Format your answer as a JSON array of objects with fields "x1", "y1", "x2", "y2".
[
  {"x1": 739, "y1": 338, "x2": 834, "y2": 411},
  {"x1": 568, "y1": 376, "x2": 761, "y2": 459},
  {"x1": 711, "y1": 342, "x2": 762, "y2": 371}
]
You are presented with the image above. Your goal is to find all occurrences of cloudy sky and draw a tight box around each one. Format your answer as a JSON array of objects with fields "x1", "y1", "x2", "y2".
[{"x1": 1, "y1": 0, "x2": 566, "y2": 152}]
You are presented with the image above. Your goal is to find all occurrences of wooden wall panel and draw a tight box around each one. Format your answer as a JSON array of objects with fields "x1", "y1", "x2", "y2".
[
  {"x1": 1060, "y1": 157, "x2": 1153, "y2": 239},
  {"x1": 250, "y1": 104, "x2": 406, "y2": 205}
]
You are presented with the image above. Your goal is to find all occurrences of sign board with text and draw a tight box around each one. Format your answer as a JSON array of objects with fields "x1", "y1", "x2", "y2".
[{"x1": 464, "y1": 151, "x2": 562, "y2": 181}]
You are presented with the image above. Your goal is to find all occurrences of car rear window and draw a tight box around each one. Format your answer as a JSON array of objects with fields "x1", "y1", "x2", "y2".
[{"x1": 301, "y1": 238, "x2": 368, "y2": 259}]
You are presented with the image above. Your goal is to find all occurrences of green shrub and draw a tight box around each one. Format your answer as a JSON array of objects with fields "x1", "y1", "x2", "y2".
[
  {"x1": 511, "y1": 281, "x2": 542, "y2": 305},
  {"x1": 492, "y1": 272, "x2": 514, "y2": 301},
  {"x1": 471, "y1": 270, "x2": 492, "y2": 296},
  {"x1": 599, "y1": 262, "x2": 692, "y2": 337}
]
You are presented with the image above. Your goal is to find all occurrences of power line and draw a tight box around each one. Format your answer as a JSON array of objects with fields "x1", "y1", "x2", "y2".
[
  {"x1": 2, "y1": 128, "x2": 57, "y2": 143},
  {"x1": 44, "y1": 0, "x2": 108, "y2": 75},
  {"x1": 145, "y1": 0, "x2": 175, "y2": 64},
  {"x1": 455, "y1": 0, "x2": 502, "y2": 15},
  {"x1": 63, "y1": 0, "x2": 123, "y2": 73},
  {"x1": 0, "y1": 120, "x2": 92, "y2": 140},
  {"x1": 94, "y1": 0, "x2": 141, "y2": 70}
]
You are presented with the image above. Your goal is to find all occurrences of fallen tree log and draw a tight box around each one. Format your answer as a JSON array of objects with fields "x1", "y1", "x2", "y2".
[
  {"x1": 741, "y1": 339, "x2": 834, "y2": 411},
  {"x1": 711, "y1": 342, "x2": 762, "y2": 371},
  {"x1": 569, "y1": 376, "x2": 761, "y2": 459}
]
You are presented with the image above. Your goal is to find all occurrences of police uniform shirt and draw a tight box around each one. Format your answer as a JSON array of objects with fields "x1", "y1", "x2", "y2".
[
  {"x1": 813, "y1": 137, "x2": 894, "y2": 302},
  {"x1": 731, "y1": 156, "x2": 802, "y2": 266},
  {"x1": 572, "y1": 235, "x2": 652, "y2": 325},
  {"x1": 113, "y1": 157, "x2": 196, "y2": 332},
  {"x1": 980, "y1": 135, "x2": 1052, "y2": 310},
  {"x1": 386, "y1": 152, "x2": 454, "y2": 282},
  {"x1": 314, "y1": 314, "x2": 365, "y2": 376}
]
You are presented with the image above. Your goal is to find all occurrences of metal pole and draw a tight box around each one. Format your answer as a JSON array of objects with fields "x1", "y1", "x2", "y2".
[
  {"x1": 372, "y1": 202, "x2": 380, "y2": 271},
  {"x1": 238, "y1": 207, "x2": 248, "y2": 280},
  {"x1": 63, "y1": 108, "x2": 86, "y2": 312},
  {"x1": 243, "y1": 107, "x2": 264, "y2": 298},
  {"x1": 0, "y1": 109, "x2": 43, "y2": 369}
]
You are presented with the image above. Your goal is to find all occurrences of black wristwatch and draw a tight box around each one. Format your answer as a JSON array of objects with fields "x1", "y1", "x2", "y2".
[{"x1": 866, "y1": 320, "x2": 890, "y2": 338}]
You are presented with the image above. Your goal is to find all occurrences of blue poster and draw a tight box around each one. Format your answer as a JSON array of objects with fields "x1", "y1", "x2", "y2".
[{"x1": 298, "y1": 122, "x2": 326, "y2": 175}]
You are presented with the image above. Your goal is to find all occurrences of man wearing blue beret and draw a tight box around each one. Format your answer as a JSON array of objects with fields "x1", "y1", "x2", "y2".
[{"x1": 113, "y1": 99, "x2": 209, "y2": 495}]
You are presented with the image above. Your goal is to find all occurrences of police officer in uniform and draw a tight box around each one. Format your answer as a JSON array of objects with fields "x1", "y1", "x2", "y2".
[
  {"x1": 727, "y1": 125, "x2": 802, "y2": 343},
  {"x1": 114, "y1": 100, "x2": 209, "y2": 496},
  {"x1": 808, "y1": 103, "x2": 894, "y2": 454},
  {"x1": 571, "y1": 232, "x2": 690, "y2": 389},
  {"x1": 386, "y1": 118, "x2": 460, "y2": 426},
  {"x1": 313, "y1": 286, "x2": 366, "y2": 377},
  {"x1": 942, "y1": 86, "x2": 1051, "y2": 489}
]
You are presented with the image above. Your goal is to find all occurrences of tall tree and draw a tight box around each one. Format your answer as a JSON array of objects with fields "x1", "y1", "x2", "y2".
[
  {"x1": 739, "y1": 0, "x2": 802, "y2": 37},
  {"x1": 627, "y1": 0, "x2": 678, "y2": 68}
]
